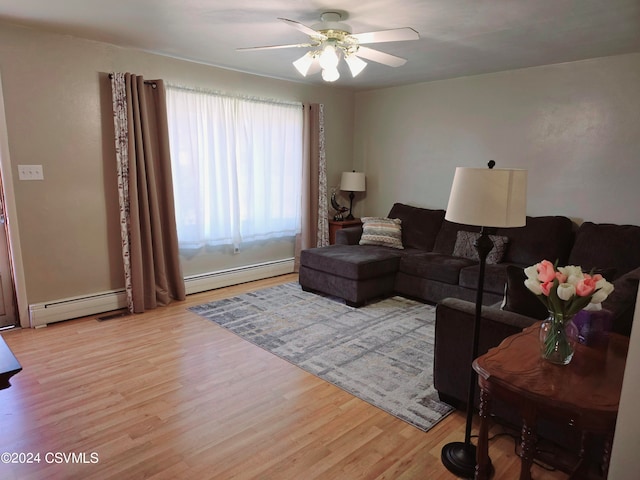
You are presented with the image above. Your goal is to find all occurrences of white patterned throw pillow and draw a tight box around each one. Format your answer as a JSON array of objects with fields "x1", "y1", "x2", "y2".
[{"x1": 359, "y1": 217, "x2": 404, "y2": 249}]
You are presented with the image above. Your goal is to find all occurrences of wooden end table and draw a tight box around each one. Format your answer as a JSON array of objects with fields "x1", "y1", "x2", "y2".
[
  {"x1": 328, "y1": 218, "x2": 362, "y2": 245},
  {"x1": 473, "y1": 323, "x2": 628, "y2": 480}
]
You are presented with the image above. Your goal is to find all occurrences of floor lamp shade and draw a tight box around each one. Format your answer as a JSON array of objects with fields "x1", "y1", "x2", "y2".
[{"x1": 445, "y1": 167, "x2": 527, "y2": 228}]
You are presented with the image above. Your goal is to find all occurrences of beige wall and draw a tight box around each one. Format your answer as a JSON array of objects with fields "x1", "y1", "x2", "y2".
[
  {"x1": 354, "y1": 52, "x2": 640, "y2": 225},
  {"x1": 0, "y1": 22, "x2": 355, "y2": 305}
]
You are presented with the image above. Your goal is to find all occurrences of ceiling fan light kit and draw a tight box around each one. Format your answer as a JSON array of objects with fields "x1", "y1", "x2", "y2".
[
  {"x1": 318, "y1": 44, "x2": 340, "y2": 69},
  {"x1": 239, "y1": 11, "x2": 419, "y2": 83},
  {"x1": 344, "y1": 54, "x2": 367, "y2": 77},
  {"x1": 292, "y1": 52, "x2": 315, "y2": 76}
]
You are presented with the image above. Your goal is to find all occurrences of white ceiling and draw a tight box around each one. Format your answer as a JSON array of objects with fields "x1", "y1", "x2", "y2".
[{"x1": 1, "y1": 0, "x2": 639, "y2": 90}]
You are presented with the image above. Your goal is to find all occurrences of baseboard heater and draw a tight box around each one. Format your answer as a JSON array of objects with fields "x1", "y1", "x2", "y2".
[
  {"x1": 183, "y1": 258, "x2": 294, "y2": 295},
  {"x1": 28, "y1": 258, "x2": 295, "y2": 328},
  {"x1": 29, "y1": 289, "x2": 128, "y2": 328}
]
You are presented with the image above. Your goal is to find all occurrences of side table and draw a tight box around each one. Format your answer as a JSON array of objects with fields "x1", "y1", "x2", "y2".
[
  {"x1": 473, "y1": 323, "x2": 628, "y2": 480},
  {"x1": 328, "y1": 218, "x2": 362, "y2": 245}
]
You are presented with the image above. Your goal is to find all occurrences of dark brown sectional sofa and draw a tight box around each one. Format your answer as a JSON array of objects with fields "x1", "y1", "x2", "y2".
[{"x1": 300, "y1": 202, "x2": 578, "y2": 308}]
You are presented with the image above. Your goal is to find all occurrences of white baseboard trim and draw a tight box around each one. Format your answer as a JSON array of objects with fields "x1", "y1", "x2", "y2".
[{"x1": 28, "y1": 259, "x2": 295, "y2": 327}]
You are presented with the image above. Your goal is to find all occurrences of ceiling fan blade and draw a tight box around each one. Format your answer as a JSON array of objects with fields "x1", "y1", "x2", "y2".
[
  {"x1": 355, "y1": 46, "x2": 407, "y2": 67},
  {"x1": 237, "y1": 43, "x2": 313, "y2": 52},
  {"x1": 350, "y1": 28, "x2": 419, "y2": 44},
  {"x1": 278, "y1": 17, "x2": 327, "y2": 40}
]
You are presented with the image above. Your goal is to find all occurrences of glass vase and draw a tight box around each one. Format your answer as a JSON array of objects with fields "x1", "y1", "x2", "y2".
[{"x1": 539, "y1": 312, "x2": 579, "y2": 365}]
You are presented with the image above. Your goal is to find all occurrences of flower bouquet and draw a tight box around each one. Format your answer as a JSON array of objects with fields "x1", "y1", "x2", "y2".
[{"x1": 524, "y1": 260, "x2": 614, "y2": 364}]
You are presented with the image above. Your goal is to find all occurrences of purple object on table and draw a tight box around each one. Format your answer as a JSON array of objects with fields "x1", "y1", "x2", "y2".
[{"x1": 574, "y1": 308, "x2": 613, "y2": 347}]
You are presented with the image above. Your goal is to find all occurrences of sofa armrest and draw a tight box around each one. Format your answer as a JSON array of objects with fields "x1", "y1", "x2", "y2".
[
  {"x1": 602, "y1": 266, "x2": 640, "y2": 336},
  {"x1": 335, "y1": 226, "x2": 363, "y2": 245},
  {"x1": 433, "y1": 297, "x2": 537, "y2": 407}
]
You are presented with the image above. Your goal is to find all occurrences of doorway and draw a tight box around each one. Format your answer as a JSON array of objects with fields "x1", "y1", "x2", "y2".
[
  {"x1": 0, "y1": 72, "x2": 23, "y2": 329},
  {"x1": 0, "y1": 172, "x2": 16, "y2": 328}
]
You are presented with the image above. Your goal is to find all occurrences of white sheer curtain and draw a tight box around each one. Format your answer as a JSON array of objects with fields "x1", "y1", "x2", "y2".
[{"x1": 165, "y1": 86, "x2": 303, "y2": 250}]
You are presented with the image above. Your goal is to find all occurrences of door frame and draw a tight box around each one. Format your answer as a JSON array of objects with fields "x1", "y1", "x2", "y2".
[{"x1": 0, "y1": 72, "x2": 29, "y2": 328}]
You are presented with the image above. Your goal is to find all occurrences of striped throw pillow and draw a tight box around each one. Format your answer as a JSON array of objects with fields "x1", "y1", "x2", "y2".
[{"x1": 359, "y1": 217, "x2": 404, "y2": 249}]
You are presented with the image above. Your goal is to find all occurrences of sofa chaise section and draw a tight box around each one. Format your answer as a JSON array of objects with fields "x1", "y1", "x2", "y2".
[
  {"x1": 299, "y1": 203, "x2": 447, "y2": 306},
  {"x1": 299, "y1": 245, "x2": 404, "y2": 307}
]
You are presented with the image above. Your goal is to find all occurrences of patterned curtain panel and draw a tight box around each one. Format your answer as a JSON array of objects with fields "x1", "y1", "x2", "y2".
[
  {"x1": 316, "y1": 104, "x2": 329, "y2": 247},
  {"x1": 295, "y1": 103, "x2": 328, "y2": 271},
  {"x1": 110, "y1": 72, "x2": 186, "y2": 313}
]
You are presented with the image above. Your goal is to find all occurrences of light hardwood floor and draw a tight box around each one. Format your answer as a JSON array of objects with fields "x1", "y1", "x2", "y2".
[{"x1": 0, "y1": 274, "x2": 567, "y2": 479}]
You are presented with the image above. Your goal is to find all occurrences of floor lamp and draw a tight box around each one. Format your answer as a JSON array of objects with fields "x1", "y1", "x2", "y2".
[{"x1": 440, "y1": 162, "x2": 527, "y2": 478}]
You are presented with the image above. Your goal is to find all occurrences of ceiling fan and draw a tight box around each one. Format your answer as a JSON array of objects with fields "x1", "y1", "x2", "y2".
[{"x1": 237, "y1": 12, "x2": 419, "y2": 82}]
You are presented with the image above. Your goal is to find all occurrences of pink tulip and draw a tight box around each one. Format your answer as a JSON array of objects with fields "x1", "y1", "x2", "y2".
[
  {"x1": 537, "y1": 260, "x2": 556, "y2": 283},
  {"x1": 540, "y1": 280, "x2": 554, "y2": 296},
  {"x1": 576, "y1": 277, "x2": 597, "y2": 297},
  {"x1": 555, "y1": 271, "x2": 568, "y2": 283}
]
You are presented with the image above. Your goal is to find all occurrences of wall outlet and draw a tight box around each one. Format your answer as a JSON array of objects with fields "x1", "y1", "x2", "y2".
[{"x1": 18, "y1": 165, "x2": 44, "y2": 181}]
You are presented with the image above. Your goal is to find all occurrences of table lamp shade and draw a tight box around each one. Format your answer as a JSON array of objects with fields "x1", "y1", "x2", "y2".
[
  {"x1": 340, "y1": 172, "x2": 366, "y2": 192},
  {"x1": 445, "y1": 167, "x2": 527, "y2": 228}
]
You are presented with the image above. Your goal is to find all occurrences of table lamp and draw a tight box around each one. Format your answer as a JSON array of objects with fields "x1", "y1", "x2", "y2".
[
  {"x1": 340, "y1": 171, "x2": 366, "y2": 220},
  {"x1": 440, "y1": 161, "x2": 527, "y2": 478}
]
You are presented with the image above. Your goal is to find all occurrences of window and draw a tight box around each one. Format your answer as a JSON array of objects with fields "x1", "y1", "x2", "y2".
[{"x1": 166, "y1": 86, "x2": 303, "y2": 250}]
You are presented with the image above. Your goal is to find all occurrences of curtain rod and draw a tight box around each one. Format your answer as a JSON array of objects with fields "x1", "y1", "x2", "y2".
[
  {"x1": 166, "y1": 83, "x2": 302, "y2": 108},
  {"x1": 108, "y1": 73, "x2": 157, "y2": 86},
  {"x1": 108, "y1": 75, "x2": 300, "y2": 107}
]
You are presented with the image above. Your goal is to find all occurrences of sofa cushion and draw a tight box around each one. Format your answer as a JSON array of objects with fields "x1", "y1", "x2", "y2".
[
  {"x1": 452, "y1": 231, "x2": 510, "y2": 265},
  {"x1": 399, "y1": 253, "x2": 476, "y2": 285},
  {"x1": 335, "y1": 225, "x2": 363, "y2": 245},
  {"x1": 387, "y1": 203, "x2": 445, "y2": 250},
  {"x1": 359, "y1": 217, "x2": 404, "y2": 249},
  {"x1": 458, "y1": 263, "x2": 511, "y2": 296},
  {"x1": 495, "y1": 215, "x2": 574, "y2": 266},
  {"x1": 500, "y1": 265, "x2": 549, "y2": 320},
  {"x1": 300, "y1": 245, "x2": 403, "y2": 280},
  {"x1": 568, "y1": 222, "x2": 640, "y2": 280}
]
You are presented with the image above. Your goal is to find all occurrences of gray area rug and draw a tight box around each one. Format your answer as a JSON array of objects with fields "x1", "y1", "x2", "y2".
[{"x1": 189, "y1": 282, "x2": 453, "y2": 432}]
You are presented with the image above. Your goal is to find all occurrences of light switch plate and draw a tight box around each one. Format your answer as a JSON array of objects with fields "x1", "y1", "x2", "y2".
[{"x1": 18, "y1": 165, "x2": 44, "y2": 181}]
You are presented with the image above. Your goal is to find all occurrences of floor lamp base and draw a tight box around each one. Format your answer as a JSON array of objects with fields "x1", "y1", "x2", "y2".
[{"x1": 441, "y1": 441, "x2": 486, "y2": 479}]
